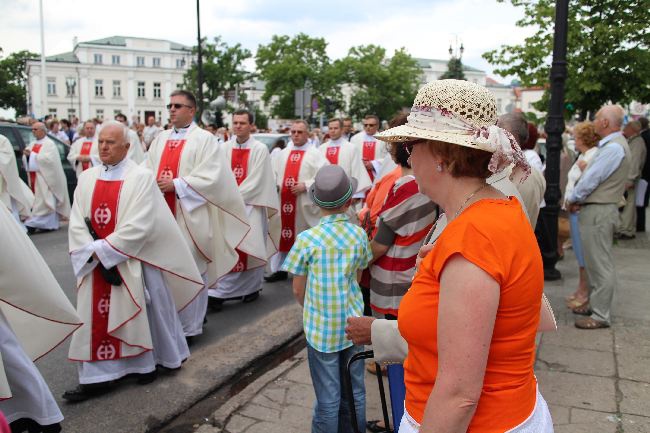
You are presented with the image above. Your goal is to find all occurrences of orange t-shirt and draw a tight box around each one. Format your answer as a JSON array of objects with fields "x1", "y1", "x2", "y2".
[{"x1": 398, "y1": 197, "x2": 543, "y2": 432}]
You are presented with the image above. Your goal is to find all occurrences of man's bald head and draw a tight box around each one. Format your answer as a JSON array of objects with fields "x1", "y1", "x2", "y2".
[
  {"x1": 98, "y1": 120, "x2": 130, "y2": 165},
  {"x1": 32, "y1": 122, "x2": 47, "y2": 140},
  {"x1": 623, "y1": 120, "x2": 642, "y2": 139},
  {"x1": 594, "y1": 104, "x2": 625, "y2": 138}
]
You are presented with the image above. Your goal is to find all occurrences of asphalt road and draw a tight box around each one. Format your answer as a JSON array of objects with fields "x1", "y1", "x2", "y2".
[{"x1": 27, "y1": 225, "x2": 299, "y2": 433}]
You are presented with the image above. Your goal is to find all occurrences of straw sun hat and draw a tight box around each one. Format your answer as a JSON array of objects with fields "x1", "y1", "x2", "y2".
[{"x1": 377, "y1": 79, "x2": 530, "y2": 178}]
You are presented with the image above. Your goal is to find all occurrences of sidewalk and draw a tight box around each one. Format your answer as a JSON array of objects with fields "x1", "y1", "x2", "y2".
[{"x1": 195, "y1": 231, "x2": 650, "y2": 433}]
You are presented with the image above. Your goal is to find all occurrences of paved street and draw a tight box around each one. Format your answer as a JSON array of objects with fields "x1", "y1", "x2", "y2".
[
  {"x1": 29, "y1": 225, "x2": 303, "y2": 433},
  {"x1": 192, "y1": 230, "x2": 650, "y2": 433}
]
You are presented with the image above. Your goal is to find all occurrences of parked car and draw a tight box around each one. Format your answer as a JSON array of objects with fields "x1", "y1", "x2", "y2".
[
  {"x1": 0, "y1": 121, "x2": 77, "y2": 202},
  {"x1": 252, "y1": 133, "x2": 290, "y2": 152}
]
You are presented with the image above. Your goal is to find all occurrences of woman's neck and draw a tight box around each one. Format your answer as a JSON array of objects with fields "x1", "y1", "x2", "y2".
[
  {"x1": 401, "y1": 166, "x2": 414, "y2": 177},
  {"x1": 438, "y1": 177, "x2": 490, "y2": 222}
]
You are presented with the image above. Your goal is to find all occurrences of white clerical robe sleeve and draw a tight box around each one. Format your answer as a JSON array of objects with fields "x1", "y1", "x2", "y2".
[
  {"x1": 173, "y1": 178, "x2": 206, "y2": 212},
  {"x1": 70, "y1": 242, "x2": 98, "y2": 278},
  {"x1": 93, "y1": 239, "x2": 128, "y2": 269},
  {"x1": 28, "y1": 152, "x2": 39, "y2": 172},
  {"x1": 371, "y1": 159, "x2": 383, "y2": 177}
]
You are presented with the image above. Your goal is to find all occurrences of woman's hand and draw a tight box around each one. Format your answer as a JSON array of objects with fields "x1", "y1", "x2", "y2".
[
  {"x1": 345, "y1": 316, "x2": 375, "y2": 345},
  {"x1": 415, "y1": 243, "x2": 435, "y2": 272}
]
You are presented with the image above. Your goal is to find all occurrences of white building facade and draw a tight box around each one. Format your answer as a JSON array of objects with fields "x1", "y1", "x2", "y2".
[{"x1": 26, "y1": 36, "x2": 193, "y2": 123}]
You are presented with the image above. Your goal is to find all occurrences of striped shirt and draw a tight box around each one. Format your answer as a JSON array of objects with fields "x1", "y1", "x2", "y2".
[
  {"x1": 282, "y1": 213, "x2": 371, "y2": 353},
  {"x1": 370, "y1": 176, "x2": 437, "y2": 316}
]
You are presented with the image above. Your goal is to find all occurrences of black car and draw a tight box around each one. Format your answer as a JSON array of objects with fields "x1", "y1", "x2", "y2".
[{"x1": 0, "y1": 121, "x2": 77, "y2": 201}]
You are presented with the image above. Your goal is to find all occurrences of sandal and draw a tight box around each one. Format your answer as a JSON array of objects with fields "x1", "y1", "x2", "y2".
[
  {"x1": 366, "y1": 420, "x2": 391, "y2": 432},
  {"x1": 571, "y1": 301, "x2": 592, "y2": 316},
  {"x1": 566, "y1": 297, "x2": 588, "y2": 309},
  {"x1": 575, "y1": 317, "x2": 609, "y2": 329}
]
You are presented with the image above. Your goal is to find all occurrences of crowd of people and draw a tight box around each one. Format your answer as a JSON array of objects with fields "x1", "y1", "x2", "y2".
[{"x1": 0, "y1": 79, "x2": 648, "y2": 433}]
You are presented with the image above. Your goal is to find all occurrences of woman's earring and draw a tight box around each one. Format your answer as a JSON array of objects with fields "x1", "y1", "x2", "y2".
[{"x1": 436, "y1": 164, "x2": 443, "y2": 172}]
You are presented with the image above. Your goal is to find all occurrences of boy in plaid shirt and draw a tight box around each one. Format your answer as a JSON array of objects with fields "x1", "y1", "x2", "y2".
[{"x1": 283, "y1": 165, "x2": 371, "y2": 433}]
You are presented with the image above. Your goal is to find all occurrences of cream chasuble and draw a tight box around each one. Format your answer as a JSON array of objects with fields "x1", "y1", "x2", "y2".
[
  {"x1": 0, "y1": 134, "x2": 33, "y2": 220},
  {"x1": 319, "y1": 138, "x2": 372, "y2": 195},
  {"x1": 351, "y1": 132, "x2": 389, "y2": 179},
  {"x1": 127, "y1": 129, "x2": 146, "y2": 164},
  {"x1": 68, "y1": 159, "x2": 203, "y2": 364},
  {"x1": 68, "y1": 136, "x2": 100, "y2": 178}
]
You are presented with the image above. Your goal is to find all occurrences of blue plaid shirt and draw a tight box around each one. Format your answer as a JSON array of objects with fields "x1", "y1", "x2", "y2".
[{"x1": 282, "y1": 213, "x2": 371, "y2": 353}]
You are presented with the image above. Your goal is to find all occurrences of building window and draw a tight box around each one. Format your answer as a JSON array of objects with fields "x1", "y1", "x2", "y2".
[
  {"x1": 94, "y1": 53, "x2": 103, "y2": 64},
  {"x1": 153, "y1": 82, "x2": 161, "y2": 98},
  {"x1": 496, "y1": 98, "x2": 502, "y2": 112},
  {"x1": 137, "y1": 81, "x2": 145, "y2": 98},
  {"x1": 152, "y1": 57, "x2": 161, "y2": 68},
  {"x1": 48, "y1": 108, "x2": 57, "y2": 118},
  {"x1": 96, "y1": 109, "x2": 104, "y2": 120},
  {"x1": 113, "y1": 109, "x2": 122, "y2": 118},
  {"x1": 176, "y1": 83, "x2": 183, "y2": 89},
  {"x1": 65, "y1": 78, "x2": 76, "y2": 96},
  {"x1": 67, "y1": 108, "x2": 76, "y2": 119},
  {"x1": 176, "y1": 58, "x2": 185, "y2": 69},
  {"x1": 136, "y1": 56, "x2": 145, "y2": 67},
  {"x1": 112, "y1": 55, "x2": 120, "y2": 65},
  {"x1": 112, "y1": 80, "x2": 121, "y2": 98},
  {"x1": 95, "y1": 79, "x2": 104, "y2": 97},
  {"x1": 47, "y1": 77, "x2": 56, "y2": 96}
]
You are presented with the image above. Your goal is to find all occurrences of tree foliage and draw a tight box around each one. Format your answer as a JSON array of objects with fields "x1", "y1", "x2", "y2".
[
  {"x1": 255, "y1": 33, "x2": 341, "y2": 119},
  {"x1": 440, "y1": 57, "x2": 466, "y2": 80},
  {"x1": 483, "y1": 0, "x2": 650, "y2": 118},
  {"x1": 0, "y1": 48, "x2": 39, "y2": 115},
  {"x1": 183, "y1": 36, "x2": 252, "y2": 106},
  {"x1": 336, "y1": 45, "x2": 420, "y2": 121}
]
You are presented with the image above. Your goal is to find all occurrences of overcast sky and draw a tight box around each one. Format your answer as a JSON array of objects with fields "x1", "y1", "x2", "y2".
[{"x1": 1, "y1": 0, "x2": 532, "y2": 81}]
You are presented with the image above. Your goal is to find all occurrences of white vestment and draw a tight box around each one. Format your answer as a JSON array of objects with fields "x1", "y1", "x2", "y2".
[
  {"x1": 23, "y1": 137, "x2": 70, "y2": 230},
  {"x1": 127, "y1": 129, "x2": 146, "y2": 163},
  {"x1": 270, "y1": 143, "x2": 329, "y2": 271},
  {"x1": 210, "y1": 137, "x2": 280, "y2": 299},
  {"x1": 68, "y1": 159, "x2": 203, "y2": 382},
  {"x1": 0, "y1": 134, "x2": 33, "y2": 223},
  {"x1": 146, "y1": 123, "x2": 252, "y2": 336},
  {"x1": 67, "y1": 136, "x2": 100, "y2": 178},
  {"x1": 318, "y1": 138, "x2": 372, "y2": 196},
  {"x1": 0, "y1": 204, "x2": 81, "y2": 423},
  {"x1": 351, "y1": 132, "x2": 389, "y2": 178}
]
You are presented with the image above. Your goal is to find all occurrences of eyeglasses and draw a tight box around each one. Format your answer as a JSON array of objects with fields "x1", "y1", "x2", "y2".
[
  {"x1": 403, "y1": 139, "x2": 426, "y2": 156},
  {"x1": 363, "y1": 123, "x2": 378, "y2": 128},
  {"x1": 290, "y1": 130, "x2": 306, "y2": 134},
  {"x1": 166, "y1": 103, "x2": 193, "y2": 110}
]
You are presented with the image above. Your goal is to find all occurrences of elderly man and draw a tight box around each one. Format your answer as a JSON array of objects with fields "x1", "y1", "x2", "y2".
[
  {"x1": 68, "y1": 121, "x2": 99, "y2": 178},
  {"x1": 320, "y1": 118, "x2": 371, "y2": 198},
  {"x1": 64, "y1": 121, "x2": 203, "y2": 402},
  {"x1": 351, "y1": 114, "x2": 388, "y2": 181},
  {"x1": 567, "y1": 105, "x2": 630, "y2": 329},
  {"x1": 267, "y1": 119, "x2": 329, "y2": 282},
  {"x1": 22, "y1": 122, "x2": 70, "y2": 233},
  {"x1": 0, "y1": 134, "x2": 33, "y2": 225},
  {"x1": 208, "y1": 109, "x2": 279, "y2": 309},
  {"x1": 115, "y1": 113, "x2": 146, "y2": 163},
  {"x1": 146, "y1": 90, "x2": 252, "y2": 339},
  {"x1": 616, "y1": 120, "x2": 647, "y2": 239}
]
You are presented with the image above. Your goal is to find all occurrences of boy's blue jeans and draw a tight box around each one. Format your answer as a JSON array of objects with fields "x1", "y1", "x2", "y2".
[{"x1": 307, "y1": 343, "x2": 366, "y2": 433}]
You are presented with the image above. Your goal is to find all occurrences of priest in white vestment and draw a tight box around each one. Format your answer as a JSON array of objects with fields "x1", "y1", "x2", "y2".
[
  {"x1": 22, "y1": 122, "x2": 70, "y2": 232},
  {"x1": 67, "y1": 121, "x2": 100, "y2": 178},
  {"x1": 116, "y1": 113, "x2": 146, "y2": 163},
  {"x1": 267, "y1": 120, "x2": 329, "y2": 282},
  {"x1": 320, "y1": 118, "x2": 372, "y2": 197},
  {"x1": 146, "y1": 90, "x2": 253, "y2": 338},
  {"x1": 0, "y1": 202, "x2": 81, "y2": 430},
  {"x1": 350, "y1": 115, "x2": 388, "y2": 181},
  {"x1": 209, "y1": 110, "x2": 280, "y2": 308},
  {"x1": 65, "y1": 121, "x2": 203, "y2": 402},
  {"x1": 0, "y1": 134, "x2": 33, "y2": 225}
]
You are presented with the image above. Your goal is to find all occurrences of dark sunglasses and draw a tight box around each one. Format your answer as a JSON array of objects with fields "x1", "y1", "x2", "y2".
[
  {"x1": 363, "y1": 123, "x2": 378, "y2": 128},
  {"x1": 403, "y1": 139, "x2": 426, "y2": 156},
  {"x1": 166, "y1": 103, "x2": 193, "y2": 110},
  {"x1": 290, "y1": 130, "x2": 306, "y2": 134}
]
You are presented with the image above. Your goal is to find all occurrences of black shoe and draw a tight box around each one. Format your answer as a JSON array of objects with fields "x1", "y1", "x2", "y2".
[
  {"x1": 543, "y1": 268, "x2": 562, "y2": 281},
  {"x1": 242, "y1": 291, "x2": 260, "y2": 303},
  {"x1": 208, "y1": 296, "x2": 224, "y2": 312},
  {"x1": 185, "y1": 335, "x2": 195, "y2": 346},
  {"x1": 41, "y1": 423, "x2": 62, "y2": 433},
  {"x1": 136, "y1": 370, "x2": 158, "y2": 385},
  {"x1": 62, "y1": 383, "x2": 111, "y2": 403},
  {"x1": 617, "y1": 233, "x2": 636, "y2": 240},
  {"x1": 264, "y1": 271, "x2": 288, "y2": 283},
  {"x1": 26, "y1": 227, "x2": 37, "y2": 235}
]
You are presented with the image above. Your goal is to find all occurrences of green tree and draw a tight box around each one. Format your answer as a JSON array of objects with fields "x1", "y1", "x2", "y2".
[
  {"x1": 440, "y1": 57, "x2": 466, "y2": 80},
  {"x1": 483, "y1": 0, "x2": 650, "y2": 118},
  {"x1": 183, "y1": 36, "x2": 252, "y2": 107},
  {"x1": 0, "y1": 48, "x2": 39, "y2": 115},
  {"x1": 255, "y1": 33, "x2": 341, "y2": 119},
  {"x1": 337, "y1": 45, "x2": 420, "y2": 121}
]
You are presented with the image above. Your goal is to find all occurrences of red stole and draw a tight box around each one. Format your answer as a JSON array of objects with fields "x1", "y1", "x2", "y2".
[
  {"x1": 29, "y1": 144, "x2": 43, "y2": 193},
  {"x1": 230, "y1": 147, "x2": 251, "y2": 271},
  {"x1": 362, "y1": 140, "x2": 377, "y2": 181},
  {"x1": 325, "y1": 146, "x2": 340, "y2": 164},
  {"x1": 156, "y1": 139, "x2": 186, "y2": 216},
  {"x1": 89, "y1": 179, "x2": 124, "y2": 361},
  {"x1": 279, "y1": 150, "x2": 305, "y2": 252},
  {"x1": 80, "y1": 141, "x2": 93, "y2": 171}
]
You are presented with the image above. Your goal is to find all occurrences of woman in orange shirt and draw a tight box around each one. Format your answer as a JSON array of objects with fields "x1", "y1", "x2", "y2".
[{"x1": 348, "y1": 80, "x2": 554, "y2": 432}]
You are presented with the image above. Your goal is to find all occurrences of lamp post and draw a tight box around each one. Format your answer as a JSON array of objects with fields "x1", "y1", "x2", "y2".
[
  {"x1": 540, "y1": 0, "x2": 569, "y2": 280},
  {"x1": 66, "y1": 77, "x2": 76, "y2": 120},
  {"x1": 196, "y1": 0, "x2": 204, "y2": 119}
]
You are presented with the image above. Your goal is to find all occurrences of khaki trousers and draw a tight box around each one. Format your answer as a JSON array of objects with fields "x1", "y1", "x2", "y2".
[
  {"x1": 618, "y1": 186, "x2": 636, "y2": 236},
  {"x1": 579, "y1": 203, "x2": 618, "y2": 324}
]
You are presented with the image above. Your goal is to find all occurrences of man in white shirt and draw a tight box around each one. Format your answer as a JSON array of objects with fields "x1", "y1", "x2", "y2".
[{"x1": 143, "y1": 115, "x2": 162, "y2": 150}]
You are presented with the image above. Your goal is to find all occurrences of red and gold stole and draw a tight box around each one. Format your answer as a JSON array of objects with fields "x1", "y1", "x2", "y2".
[
  {"x1": 279, "y1": 150, "x2": 305, "y2": 252},
  {"x1": 325, "y1": 145, "x2": 340, "y2": 164},
  {"x1": 156, "y1": 139, "x2": 186, "y2": 216},
  {"x1": 79, "y1": 141, "x2": 93, "y2": 171},
  {"x1": 89, "y1": 179, "x2": 124, "y2": 361},
  {"x1": 362, "y1": 140, "x2": 376, "y2": 181},
  {"x1": 230, "y1": 147, "x2": 251, "y2": 271},
  {"x1": 28, "y1": 143, "x2": 43, "y2": 193}
]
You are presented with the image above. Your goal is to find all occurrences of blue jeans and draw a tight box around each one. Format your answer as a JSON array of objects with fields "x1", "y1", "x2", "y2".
[{"x1": 307, "y1": 343, "x2": 366, "y2": 433}]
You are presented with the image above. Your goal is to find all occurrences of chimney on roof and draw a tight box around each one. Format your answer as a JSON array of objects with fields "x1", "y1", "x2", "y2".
[{"x1": 73, "y1": 36, "x2": 78, "y2": 50}]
